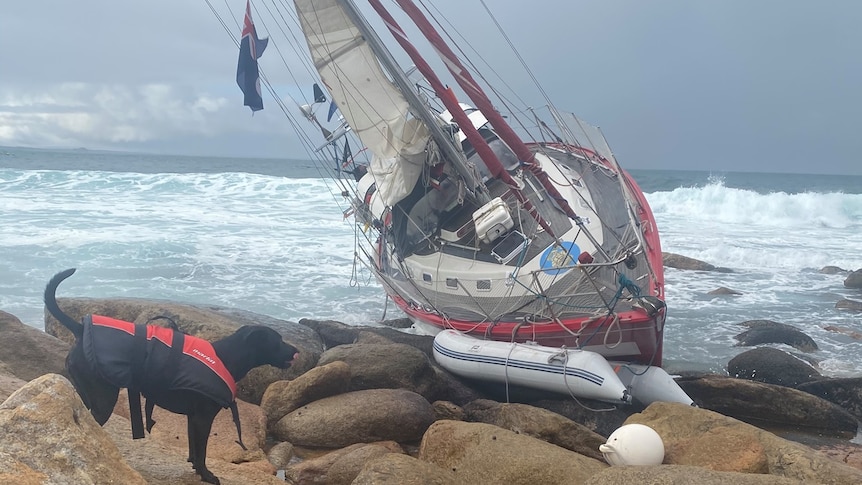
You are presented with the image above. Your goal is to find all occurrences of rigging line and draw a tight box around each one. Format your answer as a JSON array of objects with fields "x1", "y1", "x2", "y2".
[
  {"x1": 419, "y1": 0, "x2": 529, "y2": 109},
  {"x1": 477, "y1": 0, "x2": 555, "y2": 111},
  {"x1": 256, "y1": 0, "x2": 318, "y2": 105},
  {"x1": 418, "y1": 0, "x2": 543, "y2": 149}
]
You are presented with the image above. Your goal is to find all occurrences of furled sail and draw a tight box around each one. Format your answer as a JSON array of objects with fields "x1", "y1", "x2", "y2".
[{"x1": 294, "y1": 0, "x2": 429, "y2": 207}]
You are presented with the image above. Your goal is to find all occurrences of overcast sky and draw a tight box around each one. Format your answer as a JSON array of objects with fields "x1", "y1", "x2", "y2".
[{"x1": 2, "y1": 1, "x2": 860, "y2": 175}]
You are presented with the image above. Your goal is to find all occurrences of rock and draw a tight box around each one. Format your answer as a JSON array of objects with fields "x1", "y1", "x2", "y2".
[
  {"x1": 734, "y1": 320, "x2": 818, "y2": 352},
  {"x1": 419, "y1": 420, "x2": 606, "y2": 484},
  {"x1": 584, "y1": 464, "x2": 803, "y2": 484},
  {"x1": 379, "y1": 317, "x2": 414, "y2": 329},
  {"x1": 811, "y1": 441, "x2": 862, "y2": 472},
  {"x1": 707, "y1": 286, "x2": 742, "y2": 296},
  {"x1": 529, "y1": 398, "x2": 631, "y2": 437},
  {"x1": 0, "y1": 310, "x2": 68, "y2": 381},
  {"x1": 796, "y1": 377, "x2": 862, "y2": 421},
  {"x1": 317, "y1": 341, "x2": 443, "y2": 401},
  {"x1": 836, "y1": 298, "x2": 862, "y2": 311},
  {"x1": 432, "y1": 400, "x2": 464, "y2": 421},
  {"x1": 820, "y1": 266, "x2": 848, "y2": 275},
  {"x1": 119, "y1": 395, "x2": 270, "y2": 466},
  {"x1": 44, "y1": 298, "x2": 321, "y2": 403},
  {"x1": 662, "y1": 252, "x2": 732, "y2": 272},
  {"x1": 677, "y1": 375, "x2": 858, "y2": 438},
  {"x1": 104, "y1": 414, "x2": 283, "y2": 484},
  {"x1": 0, "y1": 373, "x2": 26, "y2": 403},
  {"x1": 266, "y1": 441, "x2": 294, "y2": 470},
  {"x1": 284, "y1": 441, "x2": 403, "y2": 485},
  {"x1": 260, "y1": 360, "x2": 351, "y2": 427},
  {"x1": 823, "y1": 325, "x2": 862, "y2": 340},
  {"x1": 299, "y1": 318, "x2": 436, "y2": 357},
  {"x1": 845, "y1": 269, "x2": 862, "y2": 288},
  {"x1": 352, "y1": 453, "x2": 458, "y2": 485},
  {"x1": 273, "y1": 388, "x2": 434, "y2": 447},
  {"x1": 463, "y1": 399, "x2": 606, "y2": 461},
  {"x1": 727, "y1": 347, "x2": 821, "y2": 387},
  {"x1": 0, "y1": 374, "x2": 146, "y2": 484},
  {"x1": 626, "y1": 402, "x2": 862, "y2": 484}
]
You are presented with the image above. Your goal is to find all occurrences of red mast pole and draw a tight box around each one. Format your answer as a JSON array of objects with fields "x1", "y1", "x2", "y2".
[
  {"x1": 366, "y1": 0, "x2": 558, "y2": 238},
  {"x1": 392, "y1": 0, "x2": 583, "y2": 224}
]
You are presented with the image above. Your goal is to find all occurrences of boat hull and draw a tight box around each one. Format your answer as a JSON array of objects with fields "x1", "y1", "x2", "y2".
[{"x1": 360, "y1": 134, "x2": 664, "y2": 366}]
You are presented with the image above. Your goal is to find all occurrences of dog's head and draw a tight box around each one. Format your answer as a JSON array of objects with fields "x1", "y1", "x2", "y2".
[{"x1": 237, "y1": 325, "x2": 298, "y2": 369}]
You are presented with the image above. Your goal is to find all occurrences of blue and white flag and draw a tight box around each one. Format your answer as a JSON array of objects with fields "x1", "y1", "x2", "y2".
[{"x1": 236, "y1": 0, "x2": 268, "y2": 112}]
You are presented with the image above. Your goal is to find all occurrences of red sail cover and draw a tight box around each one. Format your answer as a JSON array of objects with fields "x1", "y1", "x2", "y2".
[{"x1": 81, "y1": 314, "x2": 236, "y2": 407}]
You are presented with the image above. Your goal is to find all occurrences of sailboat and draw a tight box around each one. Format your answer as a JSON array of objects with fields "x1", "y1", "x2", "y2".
[{"x1": 224, "y1": 0, "x2": 686, "y2": 405}]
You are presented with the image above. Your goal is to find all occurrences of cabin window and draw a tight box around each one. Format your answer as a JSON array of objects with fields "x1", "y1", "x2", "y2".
[
  {"x1": 476, "y1": 280, "x2": 491, "y2": 291},
  {"x1": 422, "y1": 272, "x2": 433, "y2": 284},
  {"x1": 465, "y1": 133, "x2": 520, "y2": 181},
  {"x1": 446, "y1": 278, "x2": 458, "y2": 289}
]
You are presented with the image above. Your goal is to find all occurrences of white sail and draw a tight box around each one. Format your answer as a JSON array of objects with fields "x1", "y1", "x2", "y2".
[{"x1": 294, "y1": 0, "x2": 429, "y2": 206}]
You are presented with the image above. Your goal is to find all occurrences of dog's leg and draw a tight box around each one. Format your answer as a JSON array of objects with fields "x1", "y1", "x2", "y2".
[
  {"x1": 145, "y1": 399, "x2": 156, "y2": 433},
  {"x1": 188, "y1": 409, "x2": 220, "y2": 485}
]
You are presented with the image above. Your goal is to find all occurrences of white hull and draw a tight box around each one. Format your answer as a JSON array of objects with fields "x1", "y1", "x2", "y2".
[{"x1": 433, "y1": 329, "x2": 692, "y2": 406}]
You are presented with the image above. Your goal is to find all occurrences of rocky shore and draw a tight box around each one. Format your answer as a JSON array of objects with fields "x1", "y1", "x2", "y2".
[{"x1": 2, "y1": 259, "x2": 862, "y2": 484}]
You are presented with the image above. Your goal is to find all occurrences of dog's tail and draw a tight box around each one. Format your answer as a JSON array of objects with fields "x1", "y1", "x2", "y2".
[{"x1": 44, "y1": 268, "x2": 83, "y2": 339}]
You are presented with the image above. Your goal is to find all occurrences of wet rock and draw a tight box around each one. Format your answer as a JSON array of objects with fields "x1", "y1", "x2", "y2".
[
  {"x1": 677, "y1": 375, "x2": 857, "y2": 438},
  {"x1": 845, "y1": 269, "x2": 862, "y2": 288},
  {"x1": 707, "y1": 286, "x2": 743, "y2": 296},
  {"x1": 820, "y1": 266, "x2": 848, "y2": 275},
  {"x1": 836, "y1": 298, "x2": 862, "y2": 312},
  {"x1": 463, "y1": 399, "x2": 606, "y2": 460},
  {"x1": 734, "y1": 320, "x2": 818, "y2": 352},
  {"x1": 823, "y1": 325, "x2": 862, "y2": 340},
  {"x1": 662, "y1": 252, "x2": 732, "y2": 272},
  {"x1": 796, "y1": 377, "x2": 862, "y2": 421},
  {"x1": 419, "y1": 420, "x2": 606, "y2": 484},
  {"x1": 627, "y1": 401, "x2": 862, "y2": 484},
  {"x1": 44, "y1": 298, "x2": 320, "y2": 403},
  {"x1": 0, "y1": 310, "x2": 68, "y2": 381},
  {"x1": 273, "y1": 388, "x2": 434, "y2": 447},
  {"x1": 728, "y1": 347, "x2": 821, "y2": 387},
  {"x1": 0, "y1": 374, "x2": 146, "y2": 484}
]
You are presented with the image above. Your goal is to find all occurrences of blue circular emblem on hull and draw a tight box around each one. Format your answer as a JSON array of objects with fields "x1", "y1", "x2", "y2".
[{"x1": 540, "y1": 241, "x2": 580, "y2": 275}]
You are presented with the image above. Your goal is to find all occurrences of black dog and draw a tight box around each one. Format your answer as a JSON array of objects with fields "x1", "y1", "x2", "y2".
[{"x1": 44, "y1": 268, "x2": 297, "y2": 484}]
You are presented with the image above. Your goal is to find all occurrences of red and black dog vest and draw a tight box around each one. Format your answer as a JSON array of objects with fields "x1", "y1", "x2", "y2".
[{"x1": 81, "y1": 314, "x2": 237, "y2": 407}]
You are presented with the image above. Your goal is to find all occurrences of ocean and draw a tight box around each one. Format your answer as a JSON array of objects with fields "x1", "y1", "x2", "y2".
[{"x1": 2, "y1": 146, "x2": 861, "y2": 377}]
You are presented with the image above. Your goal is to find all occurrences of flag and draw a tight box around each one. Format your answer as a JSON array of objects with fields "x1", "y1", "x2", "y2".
[
  {"x1": 236, "y1": 0, "x2": 268, "y2": 112},
  {"x1": 327, "y1": 101, "x2": 338, "y2": 122}
]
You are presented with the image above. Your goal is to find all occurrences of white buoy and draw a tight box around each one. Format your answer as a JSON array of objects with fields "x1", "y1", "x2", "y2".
[{"x1": 599, "y1": 423, "x2": 665, "y2": 466}]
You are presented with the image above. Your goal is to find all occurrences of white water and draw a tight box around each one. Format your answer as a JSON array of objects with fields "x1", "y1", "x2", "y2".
[{"x1": 1, "y1": 166, "x2": 861, "y2": 377}]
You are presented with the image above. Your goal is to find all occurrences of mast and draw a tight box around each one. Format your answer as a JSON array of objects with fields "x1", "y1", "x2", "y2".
[
  {"x1": 392, "y1": 0, "x2": 584, "y2": 225},
  {"x1": 335, "y1": 0, "x2": 489, "y2": 204},
  {"x1": 366, "y1": 0, "x2": 558, "y2": 238}
]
